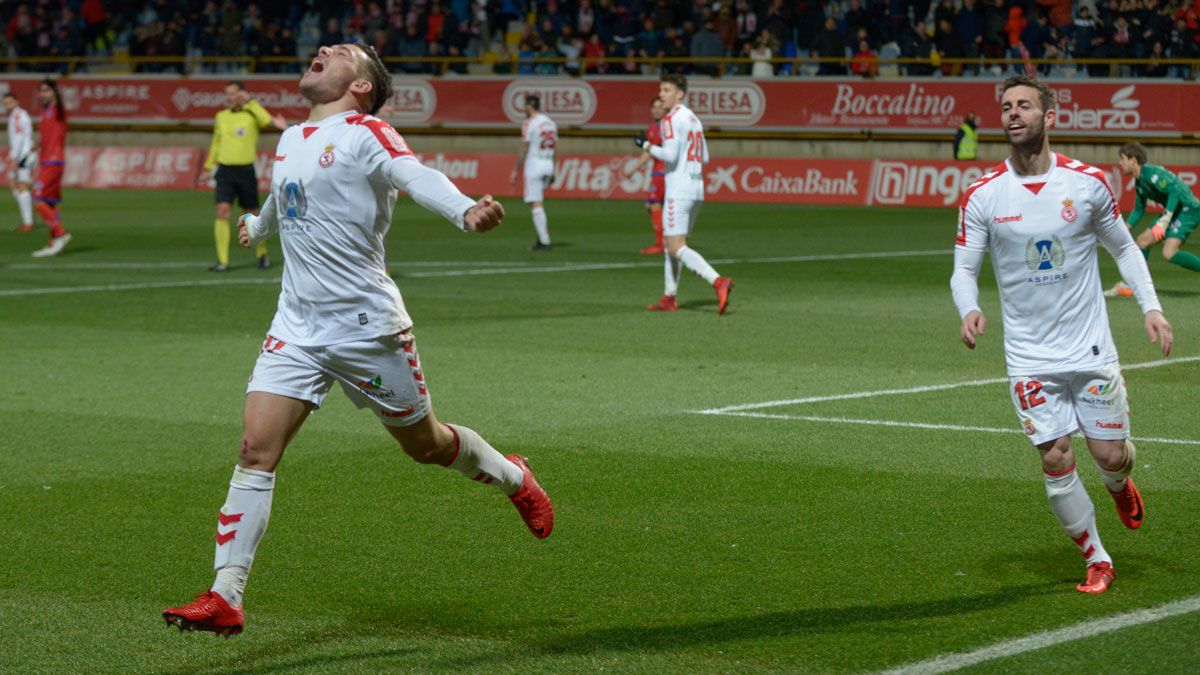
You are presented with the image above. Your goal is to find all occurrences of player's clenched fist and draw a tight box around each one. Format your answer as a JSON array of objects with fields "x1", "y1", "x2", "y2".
[
  {"x1": 237, "y1": 213, "x2": 253, "y2": 247},
  {"x1": 464, "y1": 195, "x2": 504, "y2": 232}
]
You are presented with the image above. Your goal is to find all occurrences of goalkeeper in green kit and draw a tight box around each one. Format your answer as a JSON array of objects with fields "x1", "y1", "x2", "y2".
[{"x1": 1106, "y1": 142, "x2": 1200, "y2": 297}]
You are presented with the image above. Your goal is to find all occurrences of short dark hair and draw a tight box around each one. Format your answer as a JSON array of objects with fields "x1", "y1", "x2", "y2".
[
  {"x1": 351, "y1": 43, "x2": 392, "y2": 115},
  {"x1": 1001, "y1": 74, "x2": 1055, "y2": 112},
  {"x1": 661, "y1": 73, "x2": 688, "y2": 94},
  {"x1": 1120, "y1": 142, "x2": 1147, "y2": 166},
  {"x1": 525, "y1": 94, "x2": 541, "y2": 111},
  {"x1": 2, "y1": 92, "x2": 16, "y2": 100},
  {"x1": 649, "y1": 96, "x2": 660, "y2": 106},
  {"x1": 227, "y1": 80, "x2": 245, "y2": 90}
]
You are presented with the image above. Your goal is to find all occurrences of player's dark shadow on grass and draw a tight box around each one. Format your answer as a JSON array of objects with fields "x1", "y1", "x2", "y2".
[
  {"x1": 677, "y1": 298, "x2": 727, "y2": 313},
  {"x1": 422, "y1": 581, "x2": 1061, "y2": 669}
]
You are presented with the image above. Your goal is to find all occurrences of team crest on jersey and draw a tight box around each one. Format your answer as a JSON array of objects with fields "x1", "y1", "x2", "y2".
[
  {"x1": 1025, "y1": 236, "x2": 1065, "y2": 271},
  {"x1": 1022, "y1": 418, "x2": 1036, "y2": 436},
  {"x1": 319, "y1": 144, "x2": 336, "y2": 168},
  {"x1": 1061, "y1": 198, "x2": 1078, "y2": 222},
  {"x1": 236, "y1": 127, "x2": 246, "y2": 137}
]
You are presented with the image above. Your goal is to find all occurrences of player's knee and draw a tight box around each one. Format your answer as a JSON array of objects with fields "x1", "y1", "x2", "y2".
[
  {"x1": 1037, "y1": 437, "x2": 1074, "y2": 470},
  {"x1": 216, "y1": 203, "x2": 232, "y2": 220},
  {"x1": 238, "y1": 434, "x2": 277, "y2": 469},
  {"x1": 1161, "y1": 246, "x2": 1176, "y2": 261}
]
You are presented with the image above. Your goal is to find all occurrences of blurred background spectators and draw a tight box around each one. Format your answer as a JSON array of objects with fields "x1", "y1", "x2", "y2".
[{"x1": 2, "y1": 0, "x2": 1199, "y2": 77}]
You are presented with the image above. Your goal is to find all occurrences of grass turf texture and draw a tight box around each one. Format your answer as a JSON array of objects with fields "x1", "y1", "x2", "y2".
[{"x1": 1, "y1": 190, "x2": 1198, "y2": 673}]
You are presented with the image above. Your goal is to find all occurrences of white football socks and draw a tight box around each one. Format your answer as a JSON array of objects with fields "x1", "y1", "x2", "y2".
[
  {"x1": 677, "y1": 245, "x2": 720, "y2": 285},
  {"x1": 1044, "y1": 467, "x2": 1110, "y2": 565},
  {"x1": 444, "y1": 424, "x2": 524, "y2": 496},
  {"x1": 1095, "y1": 439, "x2": 1135, "y2": 493},
  {"x1": 211, "y1": 465, "x2": 275, "y2": 607},
  {"x1": 663, "y1": 251, "x2": 679, "y2": 296},
  {"x1": 532, "y1": 206, "x2": 550, "y2": 245},
  {"x1": 15, "y1": 189, "x2": 32, "y2": 226}
]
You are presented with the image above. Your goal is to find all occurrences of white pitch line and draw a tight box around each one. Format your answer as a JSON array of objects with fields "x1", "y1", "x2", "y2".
[
  {"x1": 0, "y1": 249, "x2": 949, "y2": 297},
  {"x1": 705, "y1": 411, "x2": 1200, "y2": 446},
  {"x1": 881, "y1": 594, "x2": 1200, "y2": 674},
  {"x1": 698, "y1": 355, "x2": 1200, "y2": 414},
  {"x1": 0, "y1": 260, "x2": 542, "y2": 270}
]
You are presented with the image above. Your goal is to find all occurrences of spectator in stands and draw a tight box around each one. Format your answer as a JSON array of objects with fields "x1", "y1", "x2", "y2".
[
  {"x1": 936, "y1": 17, "x2": 967, "y2": 76},
  {"x1": 663, "y1": 25, "x2": 688, "y2": 73},
  {"x1": 748, "y1": 29, "x2": 776, "y2": 78},
  {"x1": 851, "y1": 38, "x2": 878, "y2": 78},
  {"x1": 734, "y1": 0, "x2": 757, "y2": 52},
  {"x1": 761, "y1": 0, "x2": 794, "y2": 51},
  {"x1": 1143, "y1": 39, "x2": 1169, "y2": 76},
  {"x1": 1074, "y1": 6, "x2": 1098, "y2": 57},
  {"x1": 714, "y1": 6, "x2": 737, "y2": 54},
  {"x1": 636, "y1": 16, "x2": 663, "y2": 63},
  {"x1": 691, "y1": 19, "x2": 725, "y2": 76},
  {"x1": 81, "y1": 0, "x2": 110, "y2": 54},
  {"x1": 812, "y1": 16, "x2": 846, "y2": 75},
  {"x1": 318, "y1": 15, "x2": 343, "y2": 51},
  {"x1": 558, "y1": 26, "x2": 583, "y2": 76},
  {"x1": 900, "y1": 21, "x2": 935, "y2": 76},
  {"x1": 982, "y1": 0, "x2": 1008, "y2": 62},
  {"x1": 398, "y1": 22, "x2": 428, "y2": 73},
  {"x1": 957, "y1": 0, "x2": 985, "y2": 66},
  {"x1": 1036, "y1": 0, "x2": 1074, "y2": 32},
  {"x1": 583, "y1": 32, "x2": 607, "y2": 74}
]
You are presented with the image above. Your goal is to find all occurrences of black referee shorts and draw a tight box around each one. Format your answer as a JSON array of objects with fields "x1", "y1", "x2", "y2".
[{"x1": 214, "y1": 164, "x2": 260, "y2": 210}]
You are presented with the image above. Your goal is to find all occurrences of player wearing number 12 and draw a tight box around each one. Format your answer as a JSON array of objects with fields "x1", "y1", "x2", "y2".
[
  {"x1": 635, "y1": 73, "x2": 733, "y2": 314},
  {"x1": 951, "y1": 75, "x2": 1173, "y2": 594}
]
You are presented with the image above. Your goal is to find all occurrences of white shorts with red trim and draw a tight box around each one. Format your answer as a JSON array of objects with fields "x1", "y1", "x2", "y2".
[
  {"x1": 1008, "y1": 361, "x2": 1129, "y2": 446},
  {"x1": 247, "y1": 332, "x2": 431, "y2": 427},
  {"x1": 663, "y1": 197, "x2": 700, "y2": 237}
]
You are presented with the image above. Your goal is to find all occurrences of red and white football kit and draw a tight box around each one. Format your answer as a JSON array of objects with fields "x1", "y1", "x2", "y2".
[
  {"x1": 951, "y1": 153, "x2": 1161, "y2": 445},
  {"x1": 650, "y1": 102, "x2": 707, "y2": 236},
  {"x1": 521, "y1": 112, "x2": 557, "y2": 203},
  {"x1": 244, "y1": 110, "x2": 477, "y2": 427}
]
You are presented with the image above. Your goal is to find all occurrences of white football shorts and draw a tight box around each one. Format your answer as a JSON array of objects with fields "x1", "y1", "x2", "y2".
[
  {"x1": 12, "y1": 154, "x2": 34, "y2": 185},
  {"x1": 663, "y1": 197, "x2": 700, "y2": 237},
  {"x1": 523, "y1": 166, "x2": 553, "y2": 203},
  {"x1": 247, "y1": 331, "x2": 431, "y2": 427},
  {"x1": 1008, "y1": 361, "x2": 1130, "y2": 446}
]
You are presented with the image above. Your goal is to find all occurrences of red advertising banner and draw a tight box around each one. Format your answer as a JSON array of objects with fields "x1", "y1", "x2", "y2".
[
  {"x1": 23, "y1": 148, "x2": 1197, "y2": 214},
  {"x1": 2, "y1": 76, "x2": 1198, "y2": 136}
]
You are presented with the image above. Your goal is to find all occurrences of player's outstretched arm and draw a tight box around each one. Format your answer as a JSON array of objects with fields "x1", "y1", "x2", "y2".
[
  {"x1": 464, "y1": 195, "x2": 504, "y2": 233},
  {"x1": 1145, "y1": 310, "x2": 1173, "y2": 357}
]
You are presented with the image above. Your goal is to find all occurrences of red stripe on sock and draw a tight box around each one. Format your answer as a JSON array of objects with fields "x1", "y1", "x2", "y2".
[
  {"x1": 1044, "y1": 464, "x2": 1076, "y2": 478},
  {"x1": 441, "y1": 425, "x2": 461, "y2": 467},
  {"x1": 1082, "y1": 544, "x2": 1095, "y2": 558},
  {"x1": 1071, "y1": 530, "x2": 1090, "y2": 547}
]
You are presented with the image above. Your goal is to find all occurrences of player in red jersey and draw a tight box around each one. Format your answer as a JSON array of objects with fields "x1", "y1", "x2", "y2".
[
  {"x1": 624, "y1": 96, "x2": 666, "y2": 254},
  {"x1": 30, "y1": 79, "x2": 71, "y2": 258}
]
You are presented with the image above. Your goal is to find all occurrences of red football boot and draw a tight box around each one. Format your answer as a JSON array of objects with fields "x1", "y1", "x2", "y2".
[
  {"x1": 713, "y1": 276, "x2": 734, "y2": 315},
  {"x1": 1108, "y1": 477, "x2": 1145, "y2": 530},
  {"x1": 1076, "y1": 561, "x2": 1115, "y2": 594},
  {"x1": 163, "y1": 591, "x2": 245, "y2": 637},
  {"x1": 647, "y1": 295, "x2": 677, "y2": 312},
  {"x1": 507, "y1": 454, "x2": 553, "y2": 539}
]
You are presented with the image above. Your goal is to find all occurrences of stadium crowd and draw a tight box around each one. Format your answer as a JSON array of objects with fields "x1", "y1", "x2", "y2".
[{"x1": 3, "y1": 0, "x2": 1200, "y2": 76}]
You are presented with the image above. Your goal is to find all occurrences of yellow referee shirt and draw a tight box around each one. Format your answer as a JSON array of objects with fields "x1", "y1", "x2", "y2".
[{"x1": 204, "y1": 99, "x2": 274, "y2": 170}]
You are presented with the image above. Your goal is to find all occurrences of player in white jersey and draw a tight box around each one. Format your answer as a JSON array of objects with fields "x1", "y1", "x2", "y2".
[
  {"x1": 3, "y1": 92, "x2": 35, "y2": 231},
  {"x1": 951, "y1": 75, "x2": 1172, "y2": 594},
  {"x1": 510, "y1": 95, "x2": 557, "y2": 250},
  {"x1": 636, "y1": 74, "x2": 734, "y2": 315},
  {"x1": 163, "y1": 43, "x2": 554, "y2": 637}
]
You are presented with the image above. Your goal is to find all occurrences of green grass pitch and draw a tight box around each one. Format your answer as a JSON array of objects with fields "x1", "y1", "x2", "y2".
[{"x1": 1, "y1": 190, "x2": 1198, "y2": 672}]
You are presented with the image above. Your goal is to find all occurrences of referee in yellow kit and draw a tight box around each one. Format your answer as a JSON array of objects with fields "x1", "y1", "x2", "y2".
[{"x1": 201, "y1": 81, "x2": 287, "y2": 271}]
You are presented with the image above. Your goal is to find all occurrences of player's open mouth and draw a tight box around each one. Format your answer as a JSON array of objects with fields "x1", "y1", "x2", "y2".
[
  {"x1": 1008, "y1": 123, "x2": 1025, "y2": 132},
  {"x1": 310, "y1": 60, "x2": 325, "y2": 73}
]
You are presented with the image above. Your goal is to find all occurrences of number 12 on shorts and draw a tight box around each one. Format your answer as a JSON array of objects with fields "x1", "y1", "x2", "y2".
[{"x1": 1015, "y1": 380, "x2": 1046, "y2": 411}]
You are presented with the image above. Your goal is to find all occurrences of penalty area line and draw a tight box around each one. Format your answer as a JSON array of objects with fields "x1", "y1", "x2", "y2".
[
  {"x1": 879, "y1": 594, "x2": 1200, "y2": 674},
  {"x1": 698, "y1": 355, "x2": 1200, "y2": 414},
  {"x1": 699, "y1": 411, "x2": 1200, "y2": 446}
]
